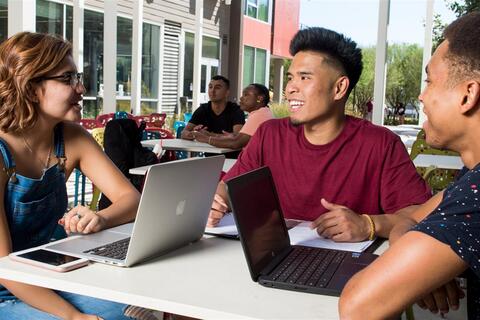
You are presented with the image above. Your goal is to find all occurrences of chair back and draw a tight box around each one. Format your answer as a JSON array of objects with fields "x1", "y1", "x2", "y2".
[
  {"x1": 96, "y1": 113, "x2": 114, "y2": 127},
  {"x1": 90, "y1": 127, "x2": 105, "y2": 147},
  {"x1": 410, "y1": 131, "x2": 459, "y2": 192},
  {"x1": 79, "y1": 118, "x2": 101, "y2": 130},
  {"x1": 115, "y1": 111, "x2": 133, "y2": 119}
]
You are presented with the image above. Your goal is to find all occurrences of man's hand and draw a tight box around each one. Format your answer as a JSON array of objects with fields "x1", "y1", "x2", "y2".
[
  {"x1": 193, "y1": 131, "x2": 210, "y2": 143},
  {"x1": 207, "y1": 194, "x2": 229, "y2": 227},
  {"x1": 416, "y1": 279, "x2": 465, "y2": 315},
  {"x1": 309, "y1": 198, "x2": 370, "y2": 242}
]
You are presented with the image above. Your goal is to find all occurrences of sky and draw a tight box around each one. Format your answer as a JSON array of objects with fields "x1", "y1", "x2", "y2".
[{"x1": 300, "y1": 0, "x2": 458, "y2": 47}]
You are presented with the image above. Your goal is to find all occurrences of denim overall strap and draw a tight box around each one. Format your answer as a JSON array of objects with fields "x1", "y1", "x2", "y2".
[
  {"x1": 0, "y1": 138, "x2": 17, "y2": 183},
  {"x1": 54, "y1": 123, "x2": 67, "y2": 170}
]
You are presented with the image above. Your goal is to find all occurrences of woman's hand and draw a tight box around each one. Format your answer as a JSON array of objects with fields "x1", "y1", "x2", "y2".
[{"x1": 59, "y1": 205, "x2": 106, "y2": 235}]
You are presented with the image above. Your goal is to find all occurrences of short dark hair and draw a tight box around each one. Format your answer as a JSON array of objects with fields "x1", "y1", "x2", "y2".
[
  {"x1": 211, "y1": 75, "x2": 230, "y2": 89},
  {"x1": 289, "y1": 27, "x2": 362, "y2": 95},
  {"x1": 443, "y1": 11, "x2": 480, "y2": 86},
  {"x1": 250, "y1": 83, "x2": 270, "y2": 105}
]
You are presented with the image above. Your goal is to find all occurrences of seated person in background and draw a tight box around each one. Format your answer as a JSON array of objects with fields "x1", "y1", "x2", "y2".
[
  {"x1": 339, "y1": 12, "x2": 480, "y2": 320},
  {"x1": 208, "y1": 27, "x2": 431, "y2": 243},
  {"x1": 0, "y1": 32, "x2": 140, "y2": 319},
  {"x1": 181, "y1": 75, "x2": 245, "y2": 140},
  {"x1": 193, "y1": 83, "x2": 273, "y2": 150}
]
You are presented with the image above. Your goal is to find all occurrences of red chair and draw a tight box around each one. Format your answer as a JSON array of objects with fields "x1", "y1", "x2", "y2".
[
  {"x1": 79, "y1": 118, "x2": 101, "y2": 129},
  {"x1": 144, "y1": 127, "x2": 174, "y2": 139},
  {"x1": 147, "y1": 113, "x2": 167, "y2": 128},
  {"x1": 96, "y1": 113, "x2": 114, "y2": 127}
]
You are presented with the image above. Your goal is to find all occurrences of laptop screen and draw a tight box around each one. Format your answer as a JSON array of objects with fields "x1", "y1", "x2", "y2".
[{"x1": 226, "y1": 167, "x2": 290, "y2": 279}]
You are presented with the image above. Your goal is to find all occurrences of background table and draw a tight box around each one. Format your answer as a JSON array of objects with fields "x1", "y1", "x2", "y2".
[
  {"x1": 142, "y1": 139, "x2": 238, "y2": 154},
  {"x1": 129, "y1": 158, "x2": 236, "y2": 176},
  {"x1": 413, "y1": 154, "x2": 464, "y2": 170}
]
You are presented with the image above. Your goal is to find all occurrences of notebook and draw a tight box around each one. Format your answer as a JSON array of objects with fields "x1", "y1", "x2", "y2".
[
  {"x1": 46, "y1": 156, "x2": 224, "y2": 267},
  {"x1": 226, "y1": 166, "x2": 377, "y2": 296}
]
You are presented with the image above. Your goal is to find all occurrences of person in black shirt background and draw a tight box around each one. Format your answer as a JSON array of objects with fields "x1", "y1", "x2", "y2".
[{"x1": 181, "y1": 75, "x2": 245, "y2": 140}]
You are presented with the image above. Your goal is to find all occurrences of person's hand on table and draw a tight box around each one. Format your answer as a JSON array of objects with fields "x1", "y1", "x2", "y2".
[
  {"x1": 193, "y1": 130, "x2": 210, "y2": 143},
  {"x1": 59, "y1": 205, "x2": 106, "y2": 235},
  {"x1": 309, "y1": 198, "x2": 370, "y2": 242},
  {"x1": 415, "y1": 279, "x2": 464, "y2": 315},
  {"x1": 207, "y1": 194, "x2": 229, "y2": 227}
]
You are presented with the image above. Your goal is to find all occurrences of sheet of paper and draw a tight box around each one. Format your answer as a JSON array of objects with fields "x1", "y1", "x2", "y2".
[
  {"x1": 204, "y1": 213, "x2": 238, "y2": 236},
  {"x1": 288, "y1": 222, "x2": 375, "y2": 253}
]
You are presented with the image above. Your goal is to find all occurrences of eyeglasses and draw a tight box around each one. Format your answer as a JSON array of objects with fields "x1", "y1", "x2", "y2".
[{"x1": 37, "y1": 72, "x2": 84, "y2": 88}]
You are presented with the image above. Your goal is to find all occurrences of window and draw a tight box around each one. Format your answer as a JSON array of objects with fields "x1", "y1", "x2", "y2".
[
  {"x1": 182, "y1": 33, "x2": 220, "y2": 98},
  {"x1": 36, "y1": 0, "x2": 73, "y2": 41},
  {"x1": 0, "y1": 0, "x2": 7, "y2": 43},
  {"x1": 243, "y1": 46, "x2": 267, "y2": 87},
  {"x1": 142, "y1": 23, "x2": 160, "y2": 100},
  {"x1": 83, "y1": 9, "x2": 104, "y2": 118},
  {"x1": 245, "y1": 0, "x2": 269, "y2": 23}
]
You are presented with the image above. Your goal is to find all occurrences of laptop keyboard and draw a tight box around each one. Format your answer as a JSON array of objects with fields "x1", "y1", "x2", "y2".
[
  {"x1": 83, "y1": 237, "x2": 131, "y2": 260},
  {"x1": 270, "y1": 247, "x2": 347, "y2": 288}
]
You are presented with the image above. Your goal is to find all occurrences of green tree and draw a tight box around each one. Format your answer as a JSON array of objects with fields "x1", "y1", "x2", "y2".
[
  {"x1": 448, "y1": 0, "x2": 480, "y2": 16},
  {"x1": 385, "y1": 44, "x2": 423, "y2": 112},
  {"x1": 348, "y1": 47, "x2": 375, "y2": 117},
  {"x1": 432, "y1": 0, "x2": 480, "y2": 49}
]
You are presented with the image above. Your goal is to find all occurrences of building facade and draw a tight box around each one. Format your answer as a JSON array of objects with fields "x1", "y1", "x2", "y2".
[{"x1": 1, "y1": 0, "x2": 299, "y2": 117}]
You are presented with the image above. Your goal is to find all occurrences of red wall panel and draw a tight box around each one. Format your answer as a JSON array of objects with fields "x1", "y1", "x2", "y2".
[{"x1": 272, "y1": 0, "x2": 300, "y2": 58}]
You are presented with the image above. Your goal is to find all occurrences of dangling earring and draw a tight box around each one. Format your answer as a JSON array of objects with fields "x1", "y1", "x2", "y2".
[{"x1": 256, "y1": 99, "x2": 261, "y2": 103}]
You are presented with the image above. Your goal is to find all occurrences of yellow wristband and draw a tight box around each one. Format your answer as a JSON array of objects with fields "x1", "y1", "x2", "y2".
[{"x1": 362, "y1": 214, "x2": 376, "y2": 241}]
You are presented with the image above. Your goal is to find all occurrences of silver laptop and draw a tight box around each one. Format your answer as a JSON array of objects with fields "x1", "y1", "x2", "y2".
[{"x1": 46, "y1": 156, "x2": 224, "y2": 267}]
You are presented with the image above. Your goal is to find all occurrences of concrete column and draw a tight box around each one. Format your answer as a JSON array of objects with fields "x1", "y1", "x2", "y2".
[
  {"x1": 131, "y1": 0, "x2": 143, "y2": 115},
  {"x1": 272, "y1": 59, "x2": 284, "y2": 103},
  {"x1": 103, "y1": 0, "x2": 118, "y2": 114},
  {"x1": 73, "y1": 0, "x2": 84, "y2": 73},
  {"x1": 192, "y1": 0, "x2": 203, "y2": 111},
  {"x1": 7, "y1": 0, "x2": 35, "y2": 37},
  {"x1": 372, "y1": 0, "x2": 390, "y2": 126},
  {"x1": 418, "y1": 0, "x2": 435, "y2": 127}
]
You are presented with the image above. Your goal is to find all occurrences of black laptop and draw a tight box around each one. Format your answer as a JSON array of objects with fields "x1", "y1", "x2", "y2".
[{"x1": 226, "y1": 166, "x2": 378, "y2": 296}]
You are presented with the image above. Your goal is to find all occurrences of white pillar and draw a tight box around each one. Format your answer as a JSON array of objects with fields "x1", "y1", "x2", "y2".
[
  {"x1": 372, "y1": 0, "x2": 390, "y2": 126},
  {"x1": 73, "y1": 0, "x2": 84, "y2": 73},
  {"x1": 272, "y1": 59, "x2": 284, "y2": 103},
  {"x1": 418, "y1": 0, "x2": 435, "y2": 127},
  {"x1": 131, "y1": 1, "x2": 143, "y2": 115},
  {"x1": 103, "y1": 0, "x2": 118, "y2": 114},
  {"x1": 8, "y1": 0, "x2": 35, "y2": 37},
  {"x1": 192, "y1": 0, "x2": 204, "y2": 111}
]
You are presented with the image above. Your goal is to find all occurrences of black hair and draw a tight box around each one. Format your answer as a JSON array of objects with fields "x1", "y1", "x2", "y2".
[
  {"x1": 250, "y1": 83, "x2": 270, "y2": 106},
  {"x1": 289, "y1": 27, "x2": 362, "y2": 95},
  {"x1": 211, "y1": 75, "x2": 230, "y2": 89},
  {"x1": 443, "y1": 11, "x2": 480, "y2": 85}
]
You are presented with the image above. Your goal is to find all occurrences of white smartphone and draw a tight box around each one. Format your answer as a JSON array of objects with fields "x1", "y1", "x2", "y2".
[{"x1": 9, "y1": 247, "x2": 89, "y2": 272}]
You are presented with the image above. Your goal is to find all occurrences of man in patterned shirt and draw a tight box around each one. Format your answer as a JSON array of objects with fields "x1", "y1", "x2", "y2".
[{"x1": 339, "y1": 11, "x2": 480, "y2": 320}]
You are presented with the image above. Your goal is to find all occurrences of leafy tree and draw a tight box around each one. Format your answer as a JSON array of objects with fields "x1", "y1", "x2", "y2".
[
  {"x1": 385, "y1": 44, "x2": 423, "y2": 112},
  {"x1": 432, "y1": 0, "x2": 480, "y2": 49},
  {"x1": 348, "y1": 47, "x2": 375, "y2": 117},
  {"x1": 448, "y1": 0, "x2": 480, "y2": 16}
]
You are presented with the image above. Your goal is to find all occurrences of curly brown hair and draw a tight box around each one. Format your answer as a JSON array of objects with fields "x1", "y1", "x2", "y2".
[
  {"x1": 443, "y1": 11, "x2": 480, "y2": 87},
  {"x1": 0, "y1": 32, "x2": 72, "y2": 133}
]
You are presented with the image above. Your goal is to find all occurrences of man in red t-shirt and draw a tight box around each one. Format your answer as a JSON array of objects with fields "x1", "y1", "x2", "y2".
[{"x1": 208, "y1": 27, "x2": 431, "y2": 242}]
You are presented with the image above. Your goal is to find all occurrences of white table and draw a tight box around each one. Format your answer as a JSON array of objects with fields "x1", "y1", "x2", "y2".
[
  {"x1": 142, "y1": 139, "x2": 238, "y2": 154},
  {"x1": 129, "y1": 158, "x2": 237, "y2": 176},
  {"x1": 413, "y1": 154, "x2": 464, "y2": 170},
  {"x1": 0, "y1": 236, "x2": 358, "y2": 320}
]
